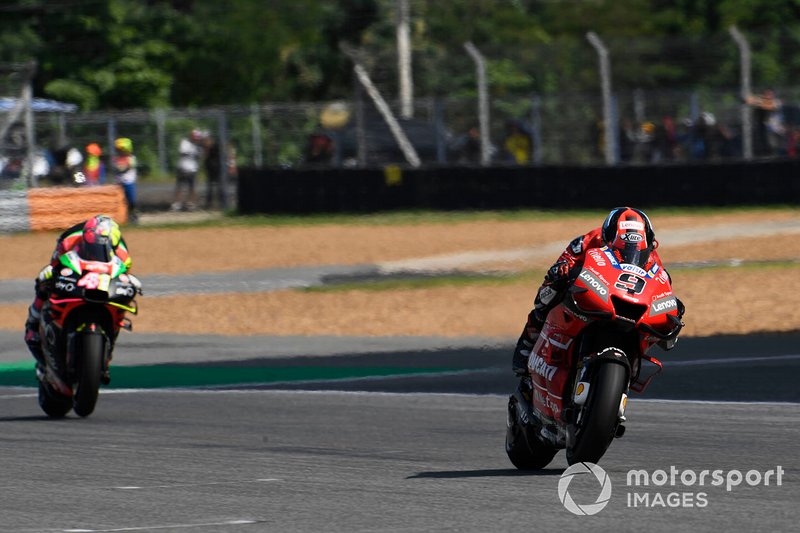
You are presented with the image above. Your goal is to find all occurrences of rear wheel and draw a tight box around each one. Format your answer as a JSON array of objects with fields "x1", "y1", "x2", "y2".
[
  {"x1": 38, "y1": 381, "x2": 72, "y2": 419},
  {"x1": 72, "y1": 332, "x2": 104, "y2": 418},
  {"x1": 566, "y1": 361, "x2": 627, "y2": 465},
  {"x1": 505, "y1": 395, "x2": 558, "y2": 470}
]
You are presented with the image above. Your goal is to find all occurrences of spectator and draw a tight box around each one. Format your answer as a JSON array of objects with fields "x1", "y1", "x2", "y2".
[
  {"x1": 501, "y1": 119, "x2": 532, "y2": 164},
  {"x1": 113, "y1": 137, "x2": 138, "y2": 223},
  {"x1": 618, "y1": 118, "x2": 636, "y2": 163},
  {"x1": 305, "y1": 132, "x2": 335, "y2": 164},
  {"x1": 172, "y1": 128, "x2": 204, "y2": 211},
  {"x1": 449, "y1": 126, "x2": 483, "y2": 164},
  {"x1": 83, "y1": 143, "x2": 105, "y2": 185},
  {"x1": 746, "y1": 89, "x2": 783, "y2": 156},
  {"x1": 634, "y1": 121, "x2": 656, "y2": 163}
]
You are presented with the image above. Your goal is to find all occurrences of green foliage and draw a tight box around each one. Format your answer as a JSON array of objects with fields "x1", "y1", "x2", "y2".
[{"x1": 1, "y1": 0, "x2": 799, "y2": 109}]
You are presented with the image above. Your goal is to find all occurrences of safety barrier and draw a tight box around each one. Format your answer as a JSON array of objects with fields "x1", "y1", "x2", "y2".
[
  {"x1": 0, "y1": 185, "x2": 127, "y2": 233},
  {"x1": 238, "y1": 160, "x2": 800, "y2": 213}
]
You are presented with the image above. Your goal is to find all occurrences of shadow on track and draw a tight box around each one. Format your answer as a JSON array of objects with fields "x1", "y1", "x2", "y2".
[{"x1": 407, "y1": 468, "x2": 564, "y2": 479}]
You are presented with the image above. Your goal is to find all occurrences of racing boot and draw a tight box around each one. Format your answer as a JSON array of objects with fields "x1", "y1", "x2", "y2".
[
  {"x1": 24, "y1": 305, "x2": 46, "y2": 371},
  {"x1": 511, "y1": 308, "x2": 546, "y2": 376},
  {"x1": 511, "y1": 336, "x2": 534, "y2": 377}
]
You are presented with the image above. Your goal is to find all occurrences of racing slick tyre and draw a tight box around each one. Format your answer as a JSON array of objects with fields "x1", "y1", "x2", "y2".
[
  {"x1": 566, "y1": 361, "x2": 627, "y2": 465},
  {"x1": 38, "y1": 381, "x2": 72, "y2": 419},
  {"x1": 72, "y1": 331, "x2": 103, "y2": 418},
  {"x1": 506, "y1": 395, "x2": 558, "y2": 470}
]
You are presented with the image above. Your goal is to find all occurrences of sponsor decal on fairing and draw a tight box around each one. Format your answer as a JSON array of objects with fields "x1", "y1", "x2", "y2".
[
  {"x1": 588, "y1": 249, "x2": 607, "y2": 267},
  {"x1": 620, "y1": 263, "x2": 648, "y2": 276},
  {"x1": 528, "y1": 354, "x2": 558, "y2": 381},
  {"x1": 578, "y1": 269, "x2": 609, "y2": 302},
  {"x1": 533, "y1": 387, "x2": 561, "y2": 418},
  {"x1": 650, "y1": 295, "x2": 678, "y2": 315}
]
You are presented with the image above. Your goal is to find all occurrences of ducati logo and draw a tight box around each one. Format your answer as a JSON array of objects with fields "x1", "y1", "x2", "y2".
[{"x1": 529, "y1": 354, "x2": 558, "y2": 381}]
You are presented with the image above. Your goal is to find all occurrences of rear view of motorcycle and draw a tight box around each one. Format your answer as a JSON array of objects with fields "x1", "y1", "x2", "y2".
[
  {"x1": 36, "y1": 251, "x2": 141, "y2": 418},
  {"x1": 506, "y1": 246, "x2": 683, "y2": 468}
]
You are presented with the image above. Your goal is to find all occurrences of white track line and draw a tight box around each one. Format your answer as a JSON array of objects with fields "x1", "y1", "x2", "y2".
[
  {"x1": 666, "y1": 353, "x2": 800, "y2": 366},
  {"x1": 63, "y1": 520, "x2": 261, "y2": 532},
  {"x1": 113, "y1": 479, "x2": 279, "y2": 490},
  {"x1": 2, "y1": 388, "x2": 796, "y2": 406}
]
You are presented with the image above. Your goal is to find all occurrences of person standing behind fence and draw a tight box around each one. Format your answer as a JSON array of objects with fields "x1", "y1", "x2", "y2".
[
  {"x1": 113, "y1": 137, "x2": 138, "y2": 223},
  {"x1": 172, "y1": 128, "x2": 204, "y2": 211},
  {"x1": 83, "y1": 143, "x2": 105, "y2": 185},
  {"x1": 746, "y1": 89, "x2": 783, "y2": 156}
]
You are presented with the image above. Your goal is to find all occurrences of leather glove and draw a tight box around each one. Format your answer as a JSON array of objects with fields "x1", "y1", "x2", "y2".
[
  {"x1": 546, "y1": 261, "x2": 571, "y2": 289},
  {"x1": 128, "y1": 274, "x2": 143, "y2": 295},
  {"x1": 37, "y1": 265, "x2": 53, "y2": 282}
]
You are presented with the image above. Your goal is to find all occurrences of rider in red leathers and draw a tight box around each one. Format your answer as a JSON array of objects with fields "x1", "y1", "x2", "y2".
[{"x1": 512, "y1": 207, "x2": 682, "y2": 376}]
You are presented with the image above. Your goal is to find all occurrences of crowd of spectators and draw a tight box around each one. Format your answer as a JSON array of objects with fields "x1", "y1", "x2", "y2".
[{"x1": 300, "y1": 88, "x2": 800, "y2": 167}]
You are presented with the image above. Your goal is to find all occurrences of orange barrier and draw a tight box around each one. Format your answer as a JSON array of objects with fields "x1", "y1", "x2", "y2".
[{"x1": 27, "y1": 186, "x2": 128, "y2": 231}]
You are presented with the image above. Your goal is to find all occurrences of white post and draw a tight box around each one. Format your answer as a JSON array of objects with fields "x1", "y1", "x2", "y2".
[
  {"x1": 155, "y1": 109, "x2": 167, "y2": 174},
  {"x1": 250, "y1": 103, "x2": 263, "y2": 167},
  {"x1": 729, "y1": 25, "x2": 753, "y2": 160},
  {"x1": 396, "y1": 0, "x2": 413, "y2": 119},
  {"x1": 23, "y1": 84, "x2": 37, "y2": 187},
  {"x1": 464, "y1": 41, "x2": 491, "y2": 166},
  {"x1": 586, "y1": 31, "x2": 617, "y2": 165},
  {"x1": 353, "y1": 63, "x2": 421, "y2": 167}
]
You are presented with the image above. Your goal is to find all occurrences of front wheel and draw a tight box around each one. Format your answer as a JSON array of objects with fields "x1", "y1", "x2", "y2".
[
  {"x1": 505, "y1": 395, "x2": 558, "y2": 470},
  {"x1": 566, "y1": 361, "x2": 627, "y2": 465},
  {"x1": 72, "y1": 331, "x2": 104, "y2": 418}
]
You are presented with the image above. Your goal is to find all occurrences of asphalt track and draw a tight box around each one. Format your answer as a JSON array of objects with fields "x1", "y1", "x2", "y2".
[{"x1": 0, "y1": 331, "x2": 798, "y2": 531}]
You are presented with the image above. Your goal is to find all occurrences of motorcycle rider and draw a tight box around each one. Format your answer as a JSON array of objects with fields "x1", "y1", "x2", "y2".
[
  {"x1": 24, "y1": 215, "x2": 140, "y2": 374},
  {"x1": 512, "y1": 206, "x2": 683, "y2": 376}
]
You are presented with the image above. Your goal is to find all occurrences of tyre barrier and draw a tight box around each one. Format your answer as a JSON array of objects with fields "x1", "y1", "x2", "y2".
[{"x1": 0, "y1": 185, "x2": 127, "y2": 233}]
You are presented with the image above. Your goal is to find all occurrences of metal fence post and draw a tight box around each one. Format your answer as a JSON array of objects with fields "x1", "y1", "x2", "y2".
[
  {"x1": 612, "y1": 94, "x2": 621, "y2": 163},
  {"x1": 396, "y1": 0, "x2": 413, "y2": 119},
  {"x1": 22, "y1": 84, "x2": 37, "y2": 187},
  {"x1": 250, "y1": 103, "x2": 263, "y2": 167},
  {"x1": 464, "y1": 41, "x2": 491, "y2": 166},
  {"x1": 155, "y1": 109, "x2": 167, "y2": 175},
  {"x1": 217, "y1": 110, "x2": 229, "y2": 210},
  {"x1": 353, "y1": 70, "x2": 367, "y2": 167},
  {"x1": 353, "y1": 63, "x2": 421, "y2": 167},
  {"x1": 729, "y1": 25, "x2": 753, "y2": 160},
  {"x1": 107, "y1": 117, "x2": 117, "y2": 164},
  {"x1": 586, "y1": 31, "x2": 617, "y2": 165},
  {"x1": 434, "y1": 97, "x2": 447, "y2": 163},
  {"x1": 530, "y1": 93, "x2": 542, "y2": 165},
  {"x1": 57, "y1": 112, "x2": 67, "y2": 148},
  {"x1": 690, "y1": 92, "x2": 700, "y2": 123},
  {"x1": 634, "y1": 88, "x2": 645, "y2": 123}
]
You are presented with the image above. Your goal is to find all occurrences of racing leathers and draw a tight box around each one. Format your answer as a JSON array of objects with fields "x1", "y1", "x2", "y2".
[
  {"x1": 511, "y1": 227, "x2": 670, "y2": 376},
  {"x1": 24, "y1": 219, "x2": 135, "y2": 369}
]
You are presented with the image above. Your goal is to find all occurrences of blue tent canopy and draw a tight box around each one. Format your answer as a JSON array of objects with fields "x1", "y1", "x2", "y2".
[{"x1": 0, "y1": 97, "x2": 77, "y2": 113}]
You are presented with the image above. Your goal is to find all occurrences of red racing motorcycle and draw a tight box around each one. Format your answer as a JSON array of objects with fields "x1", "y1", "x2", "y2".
[
  {"x1": 506, "y1": 246, "x2": 683, "y2": 467},
  {"x1": 36, "y1": 250, "x2": 141, "y2": 418}
]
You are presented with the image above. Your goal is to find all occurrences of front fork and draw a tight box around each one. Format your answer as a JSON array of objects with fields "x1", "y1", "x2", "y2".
[
  {"x1": 565, "y1": 348, "x2": 632, "y2": 447},
  {"x1": 67, "y1": 325, "x2": 112, "y2": 385}
]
